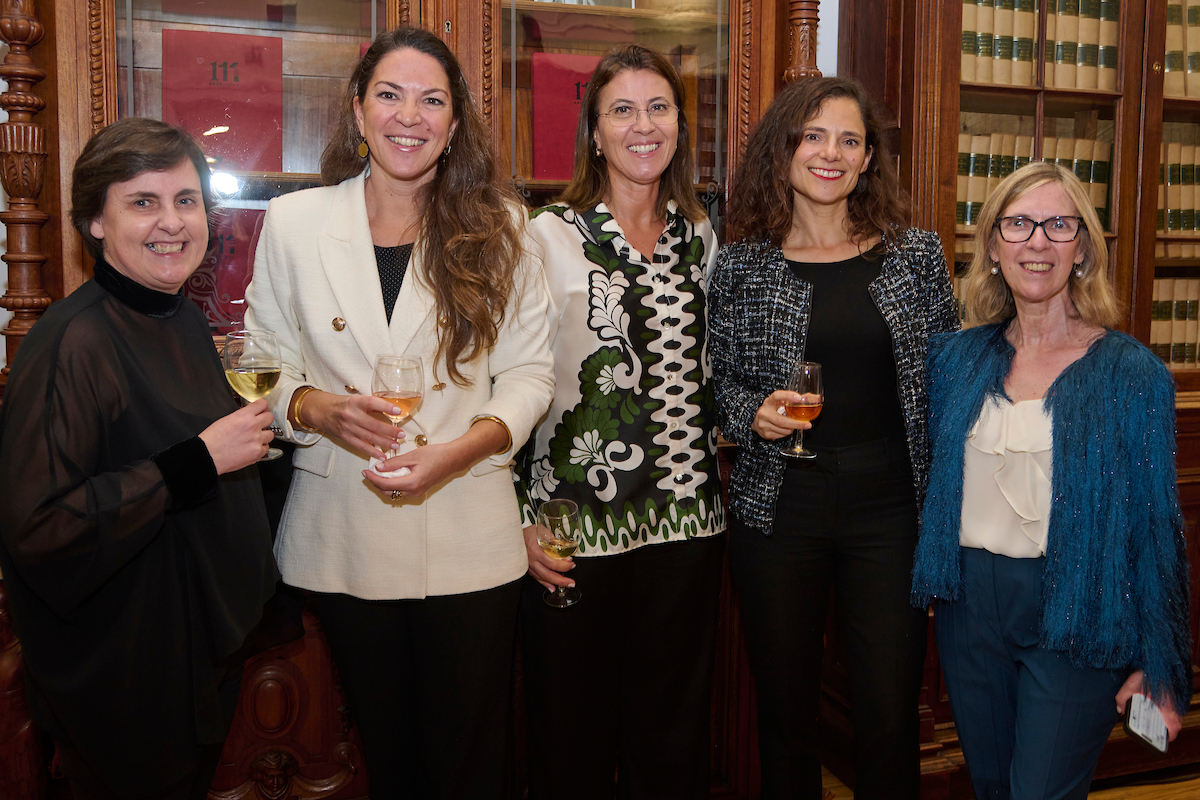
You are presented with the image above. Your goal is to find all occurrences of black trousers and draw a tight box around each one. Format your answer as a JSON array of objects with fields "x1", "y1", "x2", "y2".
[
  {"x1": 729, "y1": 435, "x2": 927, "y2": 800},
  {"x1": 309, "y1": 579, "x2": 522, "y2": 800},
  {"x1": 519, "y1": 533, "x2": 725, "y2": 800}
]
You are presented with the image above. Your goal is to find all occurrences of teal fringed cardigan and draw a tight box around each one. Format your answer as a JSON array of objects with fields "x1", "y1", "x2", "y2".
[{"x1": 911, "y1": 323, "x2": 1193, "y2": 713}]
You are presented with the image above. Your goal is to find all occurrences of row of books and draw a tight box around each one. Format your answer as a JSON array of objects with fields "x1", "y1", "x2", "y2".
[
  {"x1": 955, "y1": 133, "x2": 1111, "y2": 247},
  {"x1": 1165, "y1": 0, "x2": 1200, "y2": 97},
  {"x1": 1155, "y1": 134, "x2": 1200, "y2": 257},
  {"x1": 1151, "y1": 278, "x2": 1200, "y2": 366},
  {"x1": 961, "y1": 0, "x2": 1119, "y2": 90}
]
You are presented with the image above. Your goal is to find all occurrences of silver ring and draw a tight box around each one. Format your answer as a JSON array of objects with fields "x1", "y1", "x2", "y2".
[{"x1": 390, "y1": 490, "x2": 403, "y2": 499}]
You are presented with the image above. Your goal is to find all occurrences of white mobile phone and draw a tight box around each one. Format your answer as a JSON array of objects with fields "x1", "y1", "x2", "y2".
[{"x1": 1123, "y1": 693, "x2": 1169, "y2": 754}]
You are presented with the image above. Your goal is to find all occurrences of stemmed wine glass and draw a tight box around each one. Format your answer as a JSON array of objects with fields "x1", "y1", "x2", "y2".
[
  {"x1": 223, "y1": 329, "x2": 283, "y2": 461},
  {"x1": 536, "y1": 498, "x2": 582, "y2": 608},
  {"x1": 779, "y1": 361, "x2": 823, "y2": 459},
  {"x1": 372, "y1": 355, "x2": 423, "y2": 456}
]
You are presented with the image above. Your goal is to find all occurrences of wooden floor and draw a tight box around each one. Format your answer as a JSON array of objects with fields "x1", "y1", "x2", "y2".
[{"x1": 820, "y1": 767, "x2": 1200, "y2": 799}]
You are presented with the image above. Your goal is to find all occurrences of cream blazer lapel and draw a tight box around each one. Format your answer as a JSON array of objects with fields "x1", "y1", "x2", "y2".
[{"x1": 316, "y1": 174, "x2": 394, "y2": 367}]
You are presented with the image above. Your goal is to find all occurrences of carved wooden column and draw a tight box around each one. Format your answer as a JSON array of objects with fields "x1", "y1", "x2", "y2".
[
  {"x1": 783, "y1": 0, "x2": 822, "y2": 84},
  {"x1": 0, "y1": 0, "x2": 48, "y2": 387}
]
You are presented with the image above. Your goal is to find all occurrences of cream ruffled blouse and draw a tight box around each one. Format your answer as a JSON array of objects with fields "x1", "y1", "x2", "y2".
[{"x1": 959, "y1": 396, "x2": 1053, "y2": 558}]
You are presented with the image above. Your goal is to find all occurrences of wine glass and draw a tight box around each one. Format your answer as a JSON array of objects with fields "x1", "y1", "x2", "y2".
[
  {"x1": 223, "y1": 329, "x2": 283, "y2": 461},
  {"x1": 536, "y1": 498, "x2": 582, "y2": 608},
  {"x1": 779, "y1": 361, "x2": 823, "y2": 459},
  {"x1": 372, "y1": 355, "x2": 423, "y2": 456}
]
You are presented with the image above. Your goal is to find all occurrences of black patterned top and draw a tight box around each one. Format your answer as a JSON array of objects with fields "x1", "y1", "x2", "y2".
[
  {"x1": 516, "y1": 202, "x2": 726, "y2": 556},
  {"x1": 375, "y1": 242, "x2": 414, "y2": 324}
]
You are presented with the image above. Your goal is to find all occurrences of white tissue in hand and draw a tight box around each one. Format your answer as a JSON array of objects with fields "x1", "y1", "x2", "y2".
[
  {"x1": 369, "y1": 439, "x2": 415, "y2": 477},
  {"x1": 369, "y1": 457, "x2": 411, "y2": 478}
]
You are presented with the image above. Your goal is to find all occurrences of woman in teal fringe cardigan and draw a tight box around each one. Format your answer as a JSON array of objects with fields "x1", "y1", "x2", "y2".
[{"x1": 911, "y1": 161, "x2": 1192, "y2": 800}]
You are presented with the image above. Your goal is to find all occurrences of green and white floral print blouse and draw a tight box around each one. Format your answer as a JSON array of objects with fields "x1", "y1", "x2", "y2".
[{"x1": 517, "y1": 201, "x2": 726, "y2": 556}]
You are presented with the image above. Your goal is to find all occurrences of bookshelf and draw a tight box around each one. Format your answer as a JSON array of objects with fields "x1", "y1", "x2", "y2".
[{"x1": 840, "y1": 1, "x2": 1200, "y2": 795}]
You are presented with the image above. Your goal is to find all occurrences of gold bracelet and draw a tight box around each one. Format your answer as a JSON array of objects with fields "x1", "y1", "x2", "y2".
[
  {"x1": 292, "y1": 386, "x2": 321, "y2": 433},
  {"x1": 471, "y1": 415, "x2": 512, "y2": 455}
]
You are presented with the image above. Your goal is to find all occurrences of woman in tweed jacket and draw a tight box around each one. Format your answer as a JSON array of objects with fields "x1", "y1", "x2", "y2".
[{"x1": 709, "y1": 77, "x2": 958, "y2": 799}]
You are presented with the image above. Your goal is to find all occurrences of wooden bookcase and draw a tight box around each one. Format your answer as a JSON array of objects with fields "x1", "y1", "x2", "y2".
[{"x1": 839, "y1": 1, "x2": 1200, "y2": 796}]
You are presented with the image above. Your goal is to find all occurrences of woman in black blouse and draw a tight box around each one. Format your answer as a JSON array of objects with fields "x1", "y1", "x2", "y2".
[
  {"x1": 0, "y1": 117, "x2": 279, "y2": 798},
  {"x1": 708, "y1": 77, "x2": 958, "y2": 798}
]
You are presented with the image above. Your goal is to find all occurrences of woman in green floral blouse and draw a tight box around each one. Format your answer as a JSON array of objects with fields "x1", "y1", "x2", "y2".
[{"x1": 516, "y1": 44, "x2": 725, "y2": 799}]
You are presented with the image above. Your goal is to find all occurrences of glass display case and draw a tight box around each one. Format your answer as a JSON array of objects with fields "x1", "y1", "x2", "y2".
[
  {"x1": 114, "y1": 0, "x2": 384, "y2": 330},
  {"x1": 500, "y1": 0, "x2": 729, "y2": 220}
]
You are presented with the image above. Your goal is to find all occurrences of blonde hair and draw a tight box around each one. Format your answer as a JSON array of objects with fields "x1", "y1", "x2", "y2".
[{"x1": 960, "y1": 161, "x2": 1120, "y2": 328}]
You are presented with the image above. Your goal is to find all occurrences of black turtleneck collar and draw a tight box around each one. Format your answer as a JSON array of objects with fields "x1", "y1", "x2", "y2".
[{"x1": 93, "y1": 257, "x2": 186, "y2": 319}]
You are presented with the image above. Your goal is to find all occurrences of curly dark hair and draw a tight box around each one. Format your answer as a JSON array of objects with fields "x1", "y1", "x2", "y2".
[
  {"x1": 726, "y1": 76, "x2": 909, "y2": 247},
  {"x1": 71, "y1": 117, "x2": 215, "y2": 260},
  {"x1": 557, "y1": 44, "x2": 706, "y2": 223},
  {"x1": 320, "y1": 26, "x2": 524, "y2": 387}
]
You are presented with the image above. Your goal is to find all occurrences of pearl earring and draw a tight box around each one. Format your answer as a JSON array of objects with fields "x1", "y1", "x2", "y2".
[
  {"x1": 990, "y1": 263, "x2": 1000, "y2": 275},
  {"x1": 1075, "y1": 265, "x2": 1084, "y2": 278}
]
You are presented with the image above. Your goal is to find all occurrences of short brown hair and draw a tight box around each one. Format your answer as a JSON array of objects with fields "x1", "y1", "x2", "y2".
[
  {"x1": 557, "y1": 44, "x2": 706, "y2": 223},
  {"x1": 71, "y1": 117, "x2": 214, "y2": 260},
  {"x1": 960, "y1": 161, "x2": 1120, "y2": 328},
  {"x1": 726, "y1": 76, "x2": 908, "y2": 247}
]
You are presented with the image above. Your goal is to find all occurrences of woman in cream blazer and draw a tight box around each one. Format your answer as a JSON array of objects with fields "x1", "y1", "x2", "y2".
[
  {"x1": 244, "y1": 28, "x2": 553, "y2": 799},
  {"x1": 247, "y1": 170, "x2": 552, "y2": 599}
]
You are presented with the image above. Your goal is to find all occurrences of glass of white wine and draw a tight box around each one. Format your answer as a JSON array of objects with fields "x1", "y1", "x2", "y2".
[
  {"x1": 372, "y1": 355, "x2": 423, "y2": 456},
  {"x1": 536, "y1": 498, "x2": 582, "y2": 609},
  {"x1": 223, "y1": 329, "x2": 283, "y2": 462},
  {"x1": 779, "y1": 360, "x2": 823, "y2": 459}
]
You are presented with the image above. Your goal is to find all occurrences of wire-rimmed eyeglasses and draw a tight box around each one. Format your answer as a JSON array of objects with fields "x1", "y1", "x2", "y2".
[
  {"x1": 597, "y1": 103, "x2": 679, "y2": 127},
  {"x1": 994, "y1": 215, "x2": 1084, "y2": 243}
]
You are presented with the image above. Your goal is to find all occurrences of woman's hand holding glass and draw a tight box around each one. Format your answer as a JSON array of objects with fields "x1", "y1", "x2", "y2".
[
  {"x1": 294, "y1": 390, "x2": 406, "y2": 459},
  {"x1": 524, "y1": 520, "x2": 577, "y2": 593},
  {"x1": 198, "y1": 399, "x2": 276, "y2": 474},
  {"x1": 751, "y1": 389, "x2": 818, "y2": 441}
]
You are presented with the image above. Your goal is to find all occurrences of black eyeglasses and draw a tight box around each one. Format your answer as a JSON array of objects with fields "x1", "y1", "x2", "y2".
[{"x1": 994, "y1": 215, "x2": 1084, "y2": 243}]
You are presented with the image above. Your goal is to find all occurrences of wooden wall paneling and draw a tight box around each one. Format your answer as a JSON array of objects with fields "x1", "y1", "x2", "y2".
[
  {"x1": 899, "y1": 0, "x2": 957, "y2": 252},
  {"x1": 1132, "y1": 5, "x2": 1167, "y2": 343},
  {"x1": 0, "y1": 0, "x2": 50, "y2": 387},
  {"x1": 1107, "y1": 1, "x2": 1148, "y2": 336}
]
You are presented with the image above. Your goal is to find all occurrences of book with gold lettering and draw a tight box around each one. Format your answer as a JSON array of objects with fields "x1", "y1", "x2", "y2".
[
  {"x1": 1187, "y1": 0, "x2": 1200, "y2": 95},
  {"x1": 1055, "y1": 136, "x2": 1076, "y2": 172},
  {"x1": 1042, "y1": 135, "x2": 1058, "y2": 165},
  {"x1": 1151, "y1": 280, "x2": 1165, "y2": 362},
  {"x1": 967, "y1": 134, "x2": 992, "y2": 225},
  {"x1": 1013, "y1": 0, "x2": 1037, "y2": 84},
  {"x1": 1015, "y1": 134, "x2": 1035, "y2": 170},
  {"x1": 1173, "y1": 278, "x2": 1189, "y2": 364},
  {"x1": 1053, "y1": 0, "x2": 1080, "y2": 88},
  {"x1": 1183, "y1": 144, "x2": 1196, "y2": 257},
  {"x1": 993, "y1": 0, "x2": 1016, "y2": 84},
  {"x1": 1089, "y1": 139, "x2": 1111, "y2": 229},
  {"x1": 977, "y1": 0, "x2": 996, "y2": 83},
  {"x1": 531, "y1": 52, "x2": 603, "y2": 180},
  {"x1": 1098, "y1": 0, "x2": 1119, "y2": 90},
  {"x1": 1167, "y1": 1, "x2": 1187, "y2": 96},
  {"x1": 1072, "y1": 138, "x2": 1094, "y2": 186},
  {"x1": 958, "y1": 133, "x2": 972, "y2": 226},
  {"x1": 1044, "y1": 11, "x2": 1057, "y2": 85},
  {"x1": 1168, "y1": 141, "x2": 1184, "y2": 256},
  {"x1": 963, "y1": 0, "x2": 979, "y2": 81},
  {"x1": 1187, "y1": 279, "x2": 1200, "y2": 366},
  {"x1": 1076, "y1": 0, "x2": 1100, "y2": 89}
]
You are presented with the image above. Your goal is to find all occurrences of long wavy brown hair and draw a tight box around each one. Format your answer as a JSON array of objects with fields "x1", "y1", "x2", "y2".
[
  {"x1": 557, "y1": 44, "x2": 706, "y2": 223},
  {"x1": 321, "y1": 27, "x2": 523, "y2": 387},
  {"x1": 726, "y1": 76, "x2": 909, "y2": 247}
]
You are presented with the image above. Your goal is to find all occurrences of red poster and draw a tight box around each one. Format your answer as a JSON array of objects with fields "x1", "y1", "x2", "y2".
[
  {"x1": 531, "y1": 53, "x2": 601, "y2": 180},
  {"x1": 162, "y1": 29, "x2": 283, "y2": 173},
  {"x1": 184, "y1": 207, "x2": 266, "y2": 333}
]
